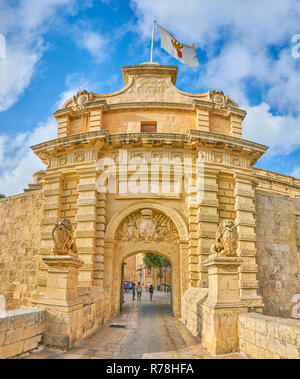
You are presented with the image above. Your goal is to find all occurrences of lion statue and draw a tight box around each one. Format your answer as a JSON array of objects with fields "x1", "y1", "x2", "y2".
[
  {"x1": 52, "y1": 218, "x2": 77, "y2": 256},
  {"x1": 210, "y1": 220, "x2": 238, "y2": 257}
]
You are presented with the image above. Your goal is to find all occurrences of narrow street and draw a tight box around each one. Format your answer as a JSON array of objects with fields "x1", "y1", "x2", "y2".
[{"x1": 21, "y1": 291, "x2": 243, "y2": 359}]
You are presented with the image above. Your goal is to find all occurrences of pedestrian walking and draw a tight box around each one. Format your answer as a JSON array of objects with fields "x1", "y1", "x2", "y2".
[
  {"x1": 137, "y1": 282, "x2": 142, "y2": 301},
  {"x1": 132, "y1": 282, "x2": 136, "y2": 301},
  {"x1": 149, "y1": 284, "x2": 154, "y2": 301}
]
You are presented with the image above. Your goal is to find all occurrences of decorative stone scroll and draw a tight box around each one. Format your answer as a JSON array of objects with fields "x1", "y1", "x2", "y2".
[
  {"x1": 209, "y1": 89, "x2": 238, "y2": 110},
  {"x1": 115, "y1": 209, "x2": 179, "y2": 243},
  {"x1": 210, "y1": 220, "x2": 238, "y2": 257},
  {"x1": 72, "y1": 90, "x2": 93, "y2": 110},
  {"x1": 52, "y1": 218, "x2": 77, "y2": 256}
]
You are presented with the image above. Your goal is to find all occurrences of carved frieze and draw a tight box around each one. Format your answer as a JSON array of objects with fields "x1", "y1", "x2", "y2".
[
  {"x1": 48, "y1": 150, "x2": 98, "y2": 169},
  {"x1": 115, "y1": 209, "x2": 179, "y2": 243}
]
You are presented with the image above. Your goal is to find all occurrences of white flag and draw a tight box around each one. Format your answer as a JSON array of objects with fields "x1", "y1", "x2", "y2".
[{"x1": 157, "y1": 24, "x2": 199, "y2": 67}]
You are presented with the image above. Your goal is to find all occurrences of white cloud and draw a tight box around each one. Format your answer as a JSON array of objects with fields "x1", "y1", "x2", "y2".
[
  {"x1": 131, "y1": 0, "x2": 300, "y2": 163},
  {"x1": 291, "y1": 167, "x2": 300, "y2": 179},
  {"x1": 56, "y1": 73, "x2": 91, "y2": 108},
  {"x1": 131, "y1": 0, "x2": 300, "y2": 47},
  {"x1": 243, "y1": 103, "x2": 300, "y2": 155},
  {"x1": 0, "y1": 71, "x2": 96, "y2": 196},
  {"x1": 0, "y1": 117, "x2": 56, "y2": 196},
  {"x1": 0, "y1": 0, "x2": 93, "y2": 113},
  {"x1": 76, "y1": 30, "x2": 109, "y2": 62}
]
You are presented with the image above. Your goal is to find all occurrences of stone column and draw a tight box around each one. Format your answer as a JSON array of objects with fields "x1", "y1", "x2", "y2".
[
  {"x1": 76, "y1": 168, "x2": 98, "y2": 287},
  {"x1": 234, "y1": 173, "x2": 263, "y2": 312},
  {"x1": 202, "y1": 255, "x2": 247, "y2": 355},
  {"x1": 35, "y1": 255, "x2": 84, "y2": 349}
]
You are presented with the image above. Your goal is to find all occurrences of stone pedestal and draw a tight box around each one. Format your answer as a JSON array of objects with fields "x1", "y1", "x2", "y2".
[
  {"x1": 202, "y1": 255, "x2": 247, "y2": 355},
  {"x1": 42, "y1": 255, "x2": 83, "y2": 307},
  {"x1": 33, "y1": 255, "x2": 84, "y2": 350}
]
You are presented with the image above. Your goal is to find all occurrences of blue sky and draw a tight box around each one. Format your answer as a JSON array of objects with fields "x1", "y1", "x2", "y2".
[{"x1": 0, "y1": 0, "x2": 300, "y2": 195}]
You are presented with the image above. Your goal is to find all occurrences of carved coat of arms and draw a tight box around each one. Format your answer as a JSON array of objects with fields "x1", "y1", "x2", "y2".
[{"x1": 115, "y1": 209, "x2": 179, "y2": 243}]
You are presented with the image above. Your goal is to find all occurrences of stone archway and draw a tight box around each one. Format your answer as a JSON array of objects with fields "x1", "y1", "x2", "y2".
[
  {"x1": 119, "y1": 249, "x2": 176, "y2": 315},
  {"x1": 104, "y1": 201, "x2": 189, "y2": 318}
]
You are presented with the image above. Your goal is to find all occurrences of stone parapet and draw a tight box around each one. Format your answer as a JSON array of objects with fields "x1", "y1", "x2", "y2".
[
  {"x1": 0, "y1": 308, "x2": 45, "y2": 359},
  {"x1": 239, "y1": 313, "x2": 300, "y2": 359}
]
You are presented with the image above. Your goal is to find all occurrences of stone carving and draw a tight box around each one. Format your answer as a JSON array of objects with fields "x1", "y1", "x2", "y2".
[
  {"x1": 210, "y1": 220, "x2": 238, "y2": 257},
  {"x1": 209, "y1": 90, "x2": 239, "y2": 110},
  {"x1": 209, "y1": 90, "x2": 228, "y2": 109},
  {"x1": 115, "y1": 209, "x2": 179, "y2": 243},
  {"x1": 52, "y1": 218, "x2": 77, "y2": 256},
  {"x1": 72, "y1": 90, "x2": 93, "y2": 109}
]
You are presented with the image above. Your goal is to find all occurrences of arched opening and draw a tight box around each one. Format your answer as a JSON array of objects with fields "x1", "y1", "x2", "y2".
[
  {"x1": 104, "y1": 202, "x2": 189, "y2": 319},
  {"x1": 121, "y1": 251, "x2": 173, "y2": 313}
]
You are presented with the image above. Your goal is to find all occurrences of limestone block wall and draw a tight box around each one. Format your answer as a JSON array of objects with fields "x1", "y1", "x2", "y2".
[
  {"x1": 181, "y1": 287, "x2": 208, "y2": 336},
  {"x1": 0, "y1": 191, "x2": 43, "y2": 310},
  {"x1": 102, "y1": 108, "x2": 195, "y2": 134},
  {"x1": 255, "y1": 190, "x2": 300, "y2": 317},
  {"x1": 238, "y1": 313, "x2": 300, "y2": 359},
  {"x1": 0, "y1": 308, "x2": 45, "y2": 359},
  {"x1": 43, "y1": 287, "x2": 108, "y2": 349}
]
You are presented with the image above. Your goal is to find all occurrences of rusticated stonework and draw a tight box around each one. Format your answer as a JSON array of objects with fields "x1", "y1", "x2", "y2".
[{"x1": 115, "y1": 209, "x2": 179, "y2": 243}]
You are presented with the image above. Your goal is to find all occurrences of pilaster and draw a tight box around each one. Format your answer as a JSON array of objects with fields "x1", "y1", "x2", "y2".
[
  {"x1": 88, "y1": 105, "x2": 104, "y2": 132},
  {"x1": 196, "y1": 107, "x2": 210, "y2": 132},
  {"x1": 197, "y1": 167, "x2": 220, "y2": 287},
  {"x1": 75, "y1": 168, "x2": 98, "y2": 286},
  {"x1": 103, "y1": 240, "x2": 115, "y2": 317},
  {"x1": 234, "y1": 173, "x2": 263, "y2": 311},
  {"x1": 38, "y1": 172, "x2": 63, "y2": 294},
  {"x1": 185, "y1": 156, "x2": 200, "y2": 287},
  {"x1": 230, "y1": 114, "x2": 242, "y2": 138},
  {"x1": 94, "y1": 192, "x2": 107, "y2": 286},
  {"x1": 55, "y1": 113, "x2": 70, "y2": 138}
]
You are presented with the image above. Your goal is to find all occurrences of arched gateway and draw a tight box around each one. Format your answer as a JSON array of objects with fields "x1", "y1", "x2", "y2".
[
  {"x1": 104, "y1": 201, "x2": 189, "y2": 317},
  {"x1": 25, "y1": 62, "x2": 288, "y2": 354}
]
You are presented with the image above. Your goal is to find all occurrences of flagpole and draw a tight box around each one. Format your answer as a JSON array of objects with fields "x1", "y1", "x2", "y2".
[{"x1": 150, "y1": 20, "x2": 156, "y2": 62}]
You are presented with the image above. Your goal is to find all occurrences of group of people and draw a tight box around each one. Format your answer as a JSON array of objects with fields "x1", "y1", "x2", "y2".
[{"x1": 130, "y1": 282, "x2": 154, "y2": 301}]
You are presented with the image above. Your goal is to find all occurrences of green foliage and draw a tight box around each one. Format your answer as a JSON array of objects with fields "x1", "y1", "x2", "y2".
[
  {"x1": 0, "y1": 194, "x2": 5, "y2": 199},
  {"x1": 144, "y1": 253, "x2": 171, "y2": 292},
  {"x1": 143, "y1": 253, "x2": 171, "y2": 270}
]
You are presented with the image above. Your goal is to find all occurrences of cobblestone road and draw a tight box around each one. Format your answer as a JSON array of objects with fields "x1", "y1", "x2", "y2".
[{"x1": 21, "y1": 291, "x2": 243, "y2": 359}]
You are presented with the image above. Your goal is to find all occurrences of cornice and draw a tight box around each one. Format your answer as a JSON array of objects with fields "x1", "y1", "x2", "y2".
[{"x1": 31, "y1": 130, "x2": 268, "y2": 166}]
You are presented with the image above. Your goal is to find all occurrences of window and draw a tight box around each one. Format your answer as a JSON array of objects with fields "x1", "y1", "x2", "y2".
[{"x1": 141, "y1": 122, "x2": 157, "y2": 133}]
